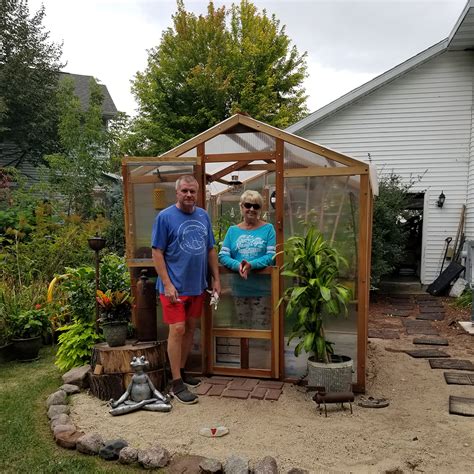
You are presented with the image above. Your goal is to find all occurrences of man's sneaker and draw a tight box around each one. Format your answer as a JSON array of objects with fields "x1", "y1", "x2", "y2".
[
  {"x1": 180, "y1": 369, "x2": 201, "y2": 388},
  {"x1": 170, "y1": 379, "x2": 198, "y2": 405}
]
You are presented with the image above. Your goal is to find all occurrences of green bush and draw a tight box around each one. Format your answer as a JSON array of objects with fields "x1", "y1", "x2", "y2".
[{"x1": 454, "y1": 288, "x2": 472, "y2": 309}]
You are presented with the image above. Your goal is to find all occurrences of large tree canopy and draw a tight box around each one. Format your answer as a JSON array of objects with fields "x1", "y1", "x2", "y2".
[
  {"x1": 129, "y1": 0, "x2": 308, "y2": 155},
  {"x1": 0, "y1": 0, "x2": 63, "y2": 166}
]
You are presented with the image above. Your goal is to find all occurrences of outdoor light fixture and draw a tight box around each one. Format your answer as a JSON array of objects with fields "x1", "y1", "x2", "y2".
[
  {"x1": 88, "y1": 233, "x2": 106, "y2": 331},
  {"x1": 228, "y1": 173, "x2": 243, "y2": 194},
  {"x1": 437, "y1": 191, "x2": 446, "y2": 208}
]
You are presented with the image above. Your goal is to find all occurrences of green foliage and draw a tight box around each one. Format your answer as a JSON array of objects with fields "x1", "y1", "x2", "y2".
[
  {"x1": 55, "y1": 320, "x2": 103, "y2": 371},
  {"x1": 371, "y1": 174, "x2": 414, "y2": 286},
  {"x1": 0, "y1": 0, "x2": 63, "y2": 165},
  {"x1": 128, "y1": 0, "x2": 307, "y2": 155},
  {"x1": 279, "y1": 227, "x2": 351, "y2": 363},
  {"x1": 10, "y1": 306, "x2": 50, "y2": 339},
  {"x1": 102, "y1": 184, "x2": 125, "y2": 255},
  {"x1": 453, "y1": 288, "x2": 472, "y2": 309},
  {"x1": 44, "y1": 77, "x2": 110, "y2": 217},
  {"x1": 100, "y1": 254, "x2": 130, "y2": 292}
]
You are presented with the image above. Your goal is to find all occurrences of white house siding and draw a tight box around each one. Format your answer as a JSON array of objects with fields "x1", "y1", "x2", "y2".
[
  {"x1": 297, "y1": 50, "x2": 474, "y2": 284},
  {"x1": 467, "y1": 57, "x2": 474, "y2": 245}
]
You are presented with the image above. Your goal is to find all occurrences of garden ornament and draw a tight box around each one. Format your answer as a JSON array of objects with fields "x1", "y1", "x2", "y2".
[{"x1": 109, "y1": 356, "x2": 172, "y2": 416}]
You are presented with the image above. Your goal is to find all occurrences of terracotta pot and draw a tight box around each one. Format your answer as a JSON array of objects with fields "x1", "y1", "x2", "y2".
[
  {"x1": 11, "y1": 336, "x2": 42, "y2": 361},
  {"x1": 102, "y1": 322, "x2": 128, "y2": 347}
]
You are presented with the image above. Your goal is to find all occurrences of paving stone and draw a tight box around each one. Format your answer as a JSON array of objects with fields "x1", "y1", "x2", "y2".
[
  {"x1": 368, "y1": 329, "x2": 400, "y2": 339},
  {"x1": 403, "y1": 319, "x2": 434, "y2": 328},
  {"x1": 384, "y1": 310, "x2": 410, "y2": 317},
  {"x1": 444, "y1": 372, "x2": 474, "y2": 385},
  {"x1": 413, "y1": 337, "x2": 449, "y2": 346},
  {"x1": 195, "y1": 383, "x2": 212, "y2": 395},
  {"x1": 242, "y1": 379, "x2": 259, "y2": 390},
  {"x1": 406, "y1": 327, "x2": 440, "y2": 336},
  {"x1": 405, "y1": 349, "x2": 450, "y2": 358},
  {"x1": 419, "y1": 306, "x2": 445, "y2": 314},
  {"x1": 392, "y1": 304, "x2": 415, "y2": 311},
  {"x1": 229, "y1": 379, "x2": 248, "y2": 389},
  {"x1": 257, "y1": 380, "x2": 284, "y2": 389},
  {"x1": 208, "y1": 385, "x2": 226, "y2": 396},
  {"x1": 449, "y1": 396, "x2": 474, "y2": 416},
  {"x1": 208, "y1": 376, "x2": 233, "y2": 381},
  {"x1": 222, "y1": 389, "x2": 249, "y2": 399},
  {"x1": 250, "y1": 387, "x2": 267, "y2": 400},
  {"x1": 265, "y1": 389, "x2": 282, "y2": 401},
  {"x1": 429, "y1": 359, "x2": 474, "y2": 371},
  {"x1": 206, "y1": 378, "x2": 231, "y2": 385},
  {"x1": 416, "y1": 313, "x2": 445, "y2": 321}
]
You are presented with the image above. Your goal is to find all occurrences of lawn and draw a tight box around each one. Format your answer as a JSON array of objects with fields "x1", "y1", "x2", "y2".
[{"x1": 0, "y1": 346, "x2": 141, "y2": 473}]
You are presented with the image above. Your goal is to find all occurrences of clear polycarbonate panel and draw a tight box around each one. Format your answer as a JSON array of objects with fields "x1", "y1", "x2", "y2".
[
  {"x1": 215, "y1": 337, "x2": 240, "y2": 367},
  {"x1": 205, "y1": 132, "x2": 275, "y2": 154},
  {"x1": 284, "y1": 142, "x2": 346, "y2": 169},
  {"x1": 212, "y1": 273, "x2": 272, "y2": 330},
  {"x1": 282, "y1": 175, "x2": 360, "y2": 379},
  {"x1": 178, "y1": 147, "x2": 197, "y2": 158},
  {"x1": 249, "y1": 339, "x2": 271, "y2": 370}
]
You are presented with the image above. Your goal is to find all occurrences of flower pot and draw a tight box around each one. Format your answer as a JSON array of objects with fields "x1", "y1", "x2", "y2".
[
  {"x1": 102, "y1": 322, "x2": 128, "y2": 347},
  {"x1": 307, "y1": 355, "x2": 353, "y2": 392},
  {"x1": 0, "y1": 342, "x2": 14, "y2": 363},
  {"x1": 11, "y1": 336, "x2": 42, "y2": 361}
]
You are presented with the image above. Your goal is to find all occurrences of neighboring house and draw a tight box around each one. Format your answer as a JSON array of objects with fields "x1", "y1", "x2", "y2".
[
  {"x1": 287, "y1": 0, "x2": 474, "y2": 285},
  {"x1": 0, "y1": 72, "x2": 118, "y2": 182}
]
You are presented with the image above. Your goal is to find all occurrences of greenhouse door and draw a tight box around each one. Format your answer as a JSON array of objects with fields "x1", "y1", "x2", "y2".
[{"x1": 204, "y1": 266, "x2": 280, "y2": 378}]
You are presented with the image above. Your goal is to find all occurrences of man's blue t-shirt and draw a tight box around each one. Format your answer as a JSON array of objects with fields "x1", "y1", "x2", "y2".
[{"x1": 151, "y1": 205, "x2": 215, "y2": 296}]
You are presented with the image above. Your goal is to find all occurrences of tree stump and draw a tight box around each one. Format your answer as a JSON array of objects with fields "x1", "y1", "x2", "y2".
[{"x1": 89, "y1": 341, "x2": 168, "y2": 401}]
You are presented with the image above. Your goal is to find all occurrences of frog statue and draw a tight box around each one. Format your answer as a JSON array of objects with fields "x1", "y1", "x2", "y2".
[{"x1": 109, "y1": 356, "x2": 172, "y2": 416}]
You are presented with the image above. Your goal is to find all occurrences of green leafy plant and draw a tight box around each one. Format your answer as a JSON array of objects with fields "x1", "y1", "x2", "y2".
[
  {"x1": 55, "y1": 320, "x2": 103, "y2": 371},
  {"x1": 279, "y1": 227, "x2": 351, "y2": 363},
  {"x1": 453, "y1": 288, "x2": 472, "y2": 309},
  {"x1": 96, "y1": 289, "x2": 132, "y2": 323},
  {"x1": 11, "y1": 305, "x2": 50, "y2": 339},
  {"x1": 99, "y1": 254, "x2": 130, "y2": 292}
]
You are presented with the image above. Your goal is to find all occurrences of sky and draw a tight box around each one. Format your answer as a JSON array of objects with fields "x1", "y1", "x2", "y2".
[{"x1": 28, "y1": 0, "x2": 468, "y2": 117}]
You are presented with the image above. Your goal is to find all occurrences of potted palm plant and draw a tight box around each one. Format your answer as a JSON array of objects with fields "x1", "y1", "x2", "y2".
[
  {"x1": 96, "y1": 290, "x2": 132, "y2": 347},
  {"x1": 11, "y1": 305, "x2": 50, "y2": 361},
  {"x1": 279, "y1": 227, "x2": 352, "y2": 392}
]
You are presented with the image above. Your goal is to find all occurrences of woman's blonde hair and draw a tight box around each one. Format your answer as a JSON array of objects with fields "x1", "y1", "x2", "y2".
[{"x1": 239, "y1": 190, "x2": 264, "y2": 214}]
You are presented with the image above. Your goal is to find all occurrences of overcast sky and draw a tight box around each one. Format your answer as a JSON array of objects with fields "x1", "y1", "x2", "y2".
[{"x1": 29, "y1": 0, "x2": 468, "y2": 116}]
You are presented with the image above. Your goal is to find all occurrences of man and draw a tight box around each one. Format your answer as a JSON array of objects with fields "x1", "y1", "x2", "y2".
[{"x1": 151, "y1": 175, "x2": 220, "y2": 404}]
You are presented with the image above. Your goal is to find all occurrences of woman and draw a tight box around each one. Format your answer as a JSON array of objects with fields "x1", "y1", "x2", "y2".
[{"x1": 218, "y1": 190, "x2": 276, "y2": 329}]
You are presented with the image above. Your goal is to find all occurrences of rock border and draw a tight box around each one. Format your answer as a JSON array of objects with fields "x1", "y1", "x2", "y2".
[{"x1": 46, "y1": 366, "x2": 308, "y2": 473}]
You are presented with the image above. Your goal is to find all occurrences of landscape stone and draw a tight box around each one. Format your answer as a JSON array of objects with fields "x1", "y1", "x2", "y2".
[
  {"x1": 62, "y1": 365, "x2": 91, "y2": 388},
  {"x1": 51, "y1": 413, "x2": 72, "y2": 428},
  {"x1": 99, "y1": 439, "x2": 128, "y2": 461},
  {"x1": 76, "y1": 432, "x2": 105, "y2": 455},
  {"x1": 118, "y1": 446, "x2": 139, "y2": 464},
  {"x1": 47, "y1": 404, "x2": 70, "y2": 419},
  {"x1": 199, "y1": 457, "x2": 223, "y2": 473},
  {"x1": 254, "y1": 456, "x2": 278, "y2": 474},
  {"x1": 287, "y1": 469, "x2": 309, "y2": 474},
  {"x1": 138, "y1": 445, "x2": 170, "y2": 469},
  {"x1": 46, "y1": 390, "x2": 67, "y2": 407},
  {"x1": 224, "y1": 455, "x2": 249, "y2": 474},
  {"x1": 59, "y1": 383, "x2": 81, "y2": 394},
  {"x1": 55, "y1": 430, "x2": 85, "y2": 449},
  {"x1": 53, "y1": 423, "x2": 77, "y2": 436},
  {"x1": 167, "y1": 454, "x2": 206, "y2": 473}
]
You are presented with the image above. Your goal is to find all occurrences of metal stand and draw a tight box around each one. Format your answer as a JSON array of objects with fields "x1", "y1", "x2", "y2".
[{"x1": 87, "y1": 234, "x2": 106, "y2": 332}]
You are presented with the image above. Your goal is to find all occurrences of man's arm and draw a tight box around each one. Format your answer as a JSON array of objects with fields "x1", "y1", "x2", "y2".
[
  {"x1": 208, "y1": 247, "x2": 221, "y2": 295},
  {"x1": 152, "y1": 248, "x2": 178, "y2": 303}
]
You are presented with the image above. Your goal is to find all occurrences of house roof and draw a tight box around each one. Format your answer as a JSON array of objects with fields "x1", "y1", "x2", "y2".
[
  {"x1": 59, "y1": 72, "x2": 118, "y2": 119},
  {"x1": 287, "y1": 0, "x2": 474, "y2": 135}
]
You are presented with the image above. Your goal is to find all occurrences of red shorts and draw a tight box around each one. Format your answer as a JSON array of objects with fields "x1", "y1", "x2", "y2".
[{"x1": 159, "y1": 293, "x2": 205, "y2": 325}]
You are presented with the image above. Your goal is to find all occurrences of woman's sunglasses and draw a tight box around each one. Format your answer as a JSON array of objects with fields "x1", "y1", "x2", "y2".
[{"x1": 242, "y1": 202, "x2": 261, "y2": 210}]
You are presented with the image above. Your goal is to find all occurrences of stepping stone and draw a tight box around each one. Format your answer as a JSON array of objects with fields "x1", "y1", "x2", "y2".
[
  {"x1": 406, "y1": 327, "x2": 440, "y2": 336},
  {"x1": 416, "y1": 313, "x2": 445, "y2": 321},
  {"x1": 413, "y1": 337, "x2": 449, "y2": 346},
  {"x1": 265, "y1": 389, "x2": 282, "y2": 401},
  {"x1": 257, "y1": 380, "x2": 284, "y2": 389},
  {"x1": 384, "y1": 310, "x2": 410, "y2": 317},
  {"x1": 419, "y1": 306, "x2": 445, "y2": 314},
  {"x1": 208, "y1": 385, "x2": 226, "y2": 396},
  {"x1": 403, "y1": 320, "x2": 434, "y2": 328},
  {"x1": 393, "y1": 304, "x2": 415, "y2": 310},
  {"x1": 222, "y1": 389, "x2": 249, "y2": 399},
  {"x1": 416, "y1": 295, "x2": 437, "y2": 301},
  {"x1": 368, "y1": 329, "x2": 400, "y2": 339},
  {"x1": 405, "y1": 349, "x2": 450, "y2": 358},
  {"x1": 449, "y1": 396, "x2": 474, "y2": 416},
  {"x1": 419, "y1": 301, "x2": 444, "y2": 308},
  {"x1": 444, "y1": 372, "x2": 474, "y2": 385},
  {"x1": 429, "y1": 359, "x2": 474, "y2": 371},
  {"x1": 206, "y1": 378, "x2": 231, "y2": 385}
]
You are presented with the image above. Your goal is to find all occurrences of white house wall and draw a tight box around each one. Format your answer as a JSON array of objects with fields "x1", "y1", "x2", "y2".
[{"x1": 298, "y1": 50, "x2": 474, "y2": 285}]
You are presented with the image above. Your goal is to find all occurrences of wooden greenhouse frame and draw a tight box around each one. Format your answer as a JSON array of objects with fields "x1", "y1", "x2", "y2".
[{"x1": 122, "y1": 114, "x2": 375, "y2": 392}]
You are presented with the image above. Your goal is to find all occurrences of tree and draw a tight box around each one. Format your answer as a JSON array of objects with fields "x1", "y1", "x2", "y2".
[
  {"x1": 44, "y1": 77, "x2": 109, "y2": 217},
  {"x1": 129, "y1": 0, "x2": 307, "y2": 155},
  {"x1": 0, "y1": 0, "x2": 63, "y2": 166}
]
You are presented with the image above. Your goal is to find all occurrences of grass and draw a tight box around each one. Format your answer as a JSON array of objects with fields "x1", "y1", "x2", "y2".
[{"x1": 0, "y1": 346, "x2": 142, "y2": 473}]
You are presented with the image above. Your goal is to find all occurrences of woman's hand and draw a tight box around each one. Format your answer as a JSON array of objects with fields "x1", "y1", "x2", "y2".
[{"x1": 239, "y1": 260, "x2": 251, "y2": 279}]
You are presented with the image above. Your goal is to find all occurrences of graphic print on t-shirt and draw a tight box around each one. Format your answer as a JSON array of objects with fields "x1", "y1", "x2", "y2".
[
  {"x1": 178, "y1": 220, "x2": 208, "y2": 254},
  {"x1": 235, "y1": 234, "x2": 266, "y2": 260}
]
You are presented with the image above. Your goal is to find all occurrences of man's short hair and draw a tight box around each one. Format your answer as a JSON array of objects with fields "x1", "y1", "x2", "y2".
[{"x1": 175, "y1": 175, "x2": 199, "y2": 190}]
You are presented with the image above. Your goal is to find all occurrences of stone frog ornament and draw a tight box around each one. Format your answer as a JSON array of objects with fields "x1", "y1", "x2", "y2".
[{"x1": 109, "y1": 356, "x2": 172, "y2": 416}]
